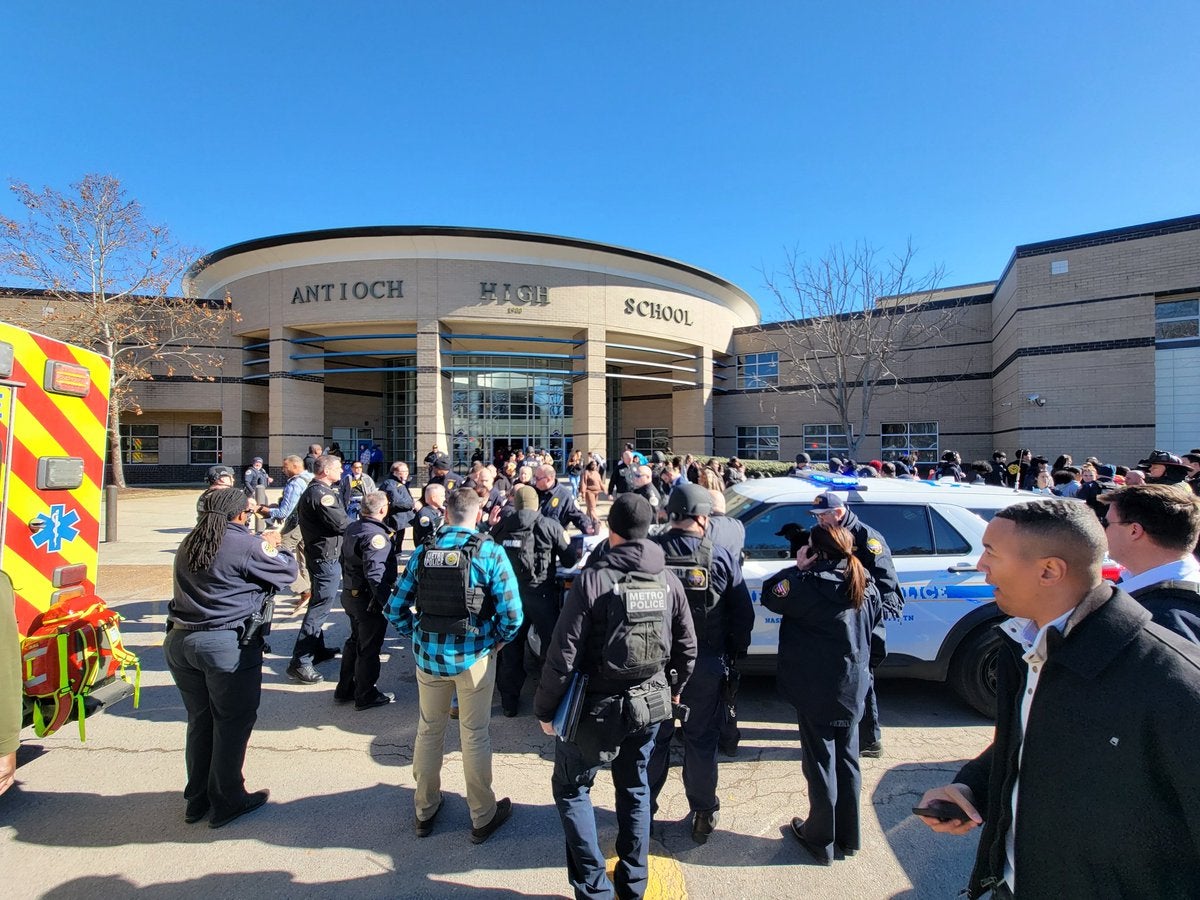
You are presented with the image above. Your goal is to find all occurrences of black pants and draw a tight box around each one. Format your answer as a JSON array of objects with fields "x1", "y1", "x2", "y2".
[
  {"x1": 796, "y1": 712, "x2": 862, "y2": 861},
  {"x1": 859, "y1": 617, "x2": 887, "y2": 747},
  {"x1": 163, "y1": 628, "x2": 263, "y2": 819},
  {"x1": 497, "y1": 585, "x2": 557, "y2": 703},
  {"x1": 336, "y1": 586, "x2": 389, "y2": 702},
  {"x1": 292, "y1": 557, "x2": 340, "y2": 667},
  {"x1": 648, "y1": 653, "x2": 724, "y2": 816}
]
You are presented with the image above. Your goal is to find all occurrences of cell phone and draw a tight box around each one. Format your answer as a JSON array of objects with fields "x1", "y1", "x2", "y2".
[{"x1": 912, "y1": 800, "x2": 972, "y2": 823}]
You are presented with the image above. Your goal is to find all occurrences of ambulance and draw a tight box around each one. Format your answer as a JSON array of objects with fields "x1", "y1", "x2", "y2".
[{"x1": 0, "y1": 321, "x2": 137, "y2": 736}]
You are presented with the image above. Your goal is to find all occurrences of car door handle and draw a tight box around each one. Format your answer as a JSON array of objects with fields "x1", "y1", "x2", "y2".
[{"x1": 946, "y1": 562, "x2": 977, "y2": 573}]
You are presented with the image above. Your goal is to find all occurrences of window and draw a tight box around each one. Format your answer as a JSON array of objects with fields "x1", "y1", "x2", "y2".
[
  {"x1": 802, "y1": 424, "x2": 849, "y2": 464},
  {"x1": 189, "y1": 424, "x2": 222, "y2": 465},
  {"x1": 1155, "y1": 298, "x2": 1200, "y2": 341},
  {"x1": 740, "y1": 502, "x2": 954, "y2": 559},
  {"x1": 736, "y1": 425, "x2": 779, "y2": 460},
  {"x1": 120, "y1": 423, "x2": 159, "y2": 465},
  {"x1": 635, "y1": 428, "x2": 670, "y2": 456},
  {"x1": 737, "y1": 351, "x2": 778, "y2": 389},
  {"x1": 882, "y1": 422, "x2": 938, "y2": 463}
]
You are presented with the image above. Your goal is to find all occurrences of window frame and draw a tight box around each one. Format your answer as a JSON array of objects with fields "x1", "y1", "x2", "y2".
[
  {"x1": 736, "y1": 424, "x2": 779, "y2": 461},
  {"x1": 119, "y1": 423, "x2": 159, "y2": 465},
  {"x1": 736, "y1": 351, "x2": 779, "y2": 389},
  {"x1": 881, "y1": 421, "x2": 939, "y2": 464},
  {"x1": 801, "y1": 423, "x2": 849, "y2": 465},
  {"x1": 188, "y1": 423, "x2": 223, "y2": 466},
  {"x1": 1155, "y1": 297, "x2": 1200, "y2": 342}
]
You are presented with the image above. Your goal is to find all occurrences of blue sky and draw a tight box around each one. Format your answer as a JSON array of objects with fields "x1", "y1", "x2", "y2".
[{"x1": 2, "y1": 3, "x2": 1196, "y2": 318}]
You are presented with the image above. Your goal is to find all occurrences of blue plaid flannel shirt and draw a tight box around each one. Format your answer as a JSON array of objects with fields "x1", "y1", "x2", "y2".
[{"x1": 385, "y1": 525, "x2": 522, "y2": 676}]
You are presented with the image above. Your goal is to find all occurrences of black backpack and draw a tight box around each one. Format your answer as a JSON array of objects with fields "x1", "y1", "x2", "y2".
[
  {"x1": 590, "y1": 567, "x2": 671, "y2": 682},
  {"x1": 497, "y1": 518, "x2": 538, "y2": 584}
]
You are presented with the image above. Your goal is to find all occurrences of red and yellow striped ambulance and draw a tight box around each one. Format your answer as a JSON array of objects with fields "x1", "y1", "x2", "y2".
[{"x1": 0, "y1": 320, "x2": 137, "y2": 731}]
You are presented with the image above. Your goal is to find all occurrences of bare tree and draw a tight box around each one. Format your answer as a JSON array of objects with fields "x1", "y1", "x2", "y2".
[
  {"x1": 762, "y1": 240, "x2": 957, "y2": 460},
  {"x1": 0, "y1": 174, "x2": 234, "y2": 486}
]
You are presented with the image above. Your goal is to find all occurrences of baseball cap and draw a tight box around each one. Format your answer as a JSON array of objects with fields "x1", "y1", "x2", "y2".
[
  {"x1": 206, "y1": 465, "x2": 234, "y2": 484},
  {"x1": 810, "y1": 492, "x2": 846, "y2": 514},
  {"x1": 432, "y1": 453, "x2": 451, "y2": 469},
  {"x1": 252, "y1": 456, "x2": 263, "y2": 464},
  {"x1": 608, "y1": 493, "x2": 653, "y2": 540}
]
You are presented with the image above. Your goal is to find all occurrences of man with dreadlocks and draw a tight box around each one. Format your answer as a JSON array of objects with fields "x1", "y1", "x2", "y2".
[{"x1": 164, "y1": 486, "x2": 298, "y2": 829}]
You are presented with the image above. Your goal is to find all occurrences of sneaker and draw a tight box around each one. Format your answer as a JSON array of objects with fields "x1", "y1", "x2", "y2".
[
  {"x1": 287, "y1": 664, "x2": 324, "y2": 684},
  {"x1": 470, "y1": 797, "x2": 512, "y2": 844},
  {"x1": 209, "y1": 790, "x2": 269, "y2": 829},
  {"x1": 691, "y1": 809, "x2": 719, "y2": 844},
  {"x1": 860, "y1": 741, "x2": 884, "y2": 759},
  {"x1": 415, "y1": 799, "x2": 443, "y2": 838},
  {"x1": 355, "y1": 690, "x2": 395, "y2": 711}
]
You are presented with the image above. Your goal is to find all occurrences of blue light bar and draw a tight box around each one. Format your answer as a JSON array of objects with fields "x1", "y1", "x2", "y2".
[{"x1": 797, "y1": 471, "x2": 865, "y2": 491}]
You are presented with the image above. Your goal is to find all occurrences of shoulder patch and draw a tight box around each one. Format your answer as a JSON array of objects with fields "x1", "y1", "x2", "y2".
[
  {"x1": 866, "y1": 537, "x2": 883, "y2": 556},
  {"x1": 320, "y1": 493, "x2": 336, "y2": 507},
  {"x1": 551, "y1": 496, "x2": 560, "y2": 508},
  {"x1": 370, "y1": 533, "x2": 388, "y2": 550},
  {"x1": 260, "y1": 540, "x2": 279, "y2": 557},
  {"x1": 772, "y1": 579, "x2": 790, "y2": 597}
]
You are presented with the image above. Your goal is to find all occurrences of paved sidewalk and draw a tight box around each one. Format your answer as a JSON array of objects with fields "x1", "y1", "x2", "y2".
[{"x1": 0, "y1": 487, "x2": 988, "y2": 899}]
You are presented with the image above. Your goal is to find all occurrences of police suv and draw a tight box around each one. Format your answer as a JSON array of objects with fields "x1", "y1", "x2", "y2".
[{"x1": 728, "y1": 472, "x2": 1100, "y2": 716}]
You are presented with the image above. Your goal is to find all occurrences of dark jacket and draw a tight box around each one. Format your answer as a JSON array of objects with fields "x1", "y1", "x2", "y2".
[
  {"x1": 762, "y1": 561, "x2": 877, "y2": 725},
  {"x1": 340, "y1": 517, "x2": 398, "y2": 610},
  {"x1": 533, "y1": 539, "x2": 697, "y2": 719},
  {"x1": 297, "y1": 480, "x2": 350, "y2": 560},
  {"x1": 841, "y1": 508, "x2": 904, "y2": 619},
  {"x1": 652, "y1": 528, "x2": 754, "y2": 658},
  {"x1": 538, "y1": 482, "x2": 593, "y2": 533},
  {"x1": 1131, "y1": 579, "x2": 1200, "y2": 645},
  {"x1": 171, "y1": 523, "x2": 298, "y2": 630},
  {"x1": 955, "y1": 584, "x2": 1200, "y2": 899},
  {"x1": 378, "y1": 475, "x2": 417, "y2": 531},
  {"x1": 489, "y1": 507, "x2": 579, "y2": 592}
]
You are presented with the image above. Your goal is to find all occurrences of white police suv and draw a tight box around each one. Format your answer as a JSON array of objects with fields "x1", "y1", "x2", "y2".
[{"x1": 727, "y1": 472, "x2": 1107, "y2": 715}]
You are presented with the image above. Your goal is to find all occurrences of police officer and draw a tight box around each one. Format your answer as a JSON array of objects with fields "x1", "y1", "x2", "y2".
[
  {"x1": 196, "y1": 465, "x2": 235, "y2": 519},
  {"x1": 808, "y1": 491, "x2": 902, "y2": 758},
  {"x1": 412, "y1": 482, "x2": 446, "y2": 546},
  {"x1": 335, "y1": 491, "x2": 397, "y2": 710},
  {"x1": 164, "y1": 487, "x2": 297, "y2": 828},
  {"x1": 243, "y1": 456, "x2": 273, "y2": 497},
  {"x1": 534, "y1": 464, "x2": 594, "y2": 534},
  {"x1": 1138, "y1": 449, "x2": 1192, "y2": 485},
  {"x1": 378, "y1": 460, "x2": 417, "y2": 551},
  {"x1": 648, "y1": 483, "x2": 754, "y2": 844},
  {"x1": 534, "y1": 493, "x2": 697, "y2": 898},
  {"x1": 489, "y1": 484, "x2": 579, "y2": 717},
  {"x1": 427, "y1": 453, "x2": 460, "y2": 492},
  {"x1": 290, "y1": 454, "x2": 349, "y2": 684}
]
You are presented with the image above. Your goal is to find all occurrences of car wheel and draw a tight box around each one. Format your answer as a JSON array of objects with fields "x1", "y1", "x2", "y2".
[{"x1": 949, "y1": 624, "x2": 1002, "y2": 718}]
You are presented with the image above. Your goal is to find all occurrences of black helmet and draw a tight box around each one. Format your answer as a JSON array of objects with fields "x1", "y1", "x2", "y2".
[{"x1": 666, "y1": 483, "x2": 714, "y2": 521}]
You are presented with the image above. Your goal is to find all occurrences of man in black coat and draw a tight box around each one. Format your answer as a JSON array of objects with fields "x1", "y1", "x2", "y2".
[
  {"x1": 1099, "y1": 483, "x2": 1200, "y2": 643},
  {"x1": 377, "y1": 460, "x2": 417, "y2": 551},
  {"x1": 917, "y1": 499, "x2": 1200, "y2": 899}
]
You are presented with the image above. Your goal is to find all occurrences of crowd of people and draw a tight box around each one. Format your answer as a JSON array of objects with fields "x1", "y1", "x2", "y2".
[{"x1": 159, "y1": 438, "x2": 1200, "y2": 897}]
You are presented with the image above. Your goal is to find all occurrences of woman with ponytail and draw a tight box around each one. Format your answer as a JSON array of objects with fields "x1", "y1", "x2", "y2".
[
  {"x1": 761, "y1": 522, "x2": 879, "y2": 865},
  {"x1": 164, "y1": 485, "x2": 297, "y2": 829}
]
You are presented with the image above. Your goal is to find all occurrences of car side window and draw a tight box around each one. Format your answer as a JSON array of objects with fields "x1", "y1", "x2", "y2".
[
  {"x1": 851, "y1": 504, "x2": 935, "y2": 556},
  {"x1": 930, "y1": 508, "x2": 972, "y2": 554},
  {"x1": 741, "y1": 504, "x2": 809, "y2": 560}
]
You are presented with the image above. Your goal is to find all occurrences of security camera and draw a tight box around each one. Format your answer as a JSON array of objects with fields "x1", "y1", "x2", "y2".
[{"x1": 1026, "y1": 394, "x2": 1046, "y2": 407}]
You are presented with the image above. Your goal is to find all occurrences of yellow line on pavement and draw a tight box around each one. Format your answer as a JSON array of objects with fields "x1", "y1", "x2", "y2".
[{"x1": 606, "y1": 851, "x2": 687, "y2": 899}]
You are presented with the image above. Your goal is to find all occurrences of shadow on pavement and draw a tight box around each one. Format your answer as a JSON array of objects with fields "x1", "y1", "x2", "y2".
[{"x1": 872, "y1": 761, "x2": 981, "y2": 898}]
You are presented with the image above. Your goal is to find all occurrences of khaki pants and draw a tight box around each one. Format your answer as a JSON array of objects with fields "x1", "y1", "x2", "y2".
[
  {"x1": 280, "y1": 525, "x2": 309, "y2": 595},
  {"x1": 413, "y1": 653, "x2": 498, "y2": 828}
]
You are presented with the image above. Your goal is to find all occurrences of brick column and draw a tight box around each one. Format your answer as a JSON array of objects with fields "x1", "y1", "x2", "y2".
[
  {"x1": 572, "y1": 325, "x2": 608, "y2": 458},
  {"x1": 416, "y1": 318, "x2": 445, "y2": 468},
  {"x1": 269, "y1": 324, "x2": 325, "y2": 464},
  {"x1": 672, "y1": 345, "x2": 713, "y2": 455}
]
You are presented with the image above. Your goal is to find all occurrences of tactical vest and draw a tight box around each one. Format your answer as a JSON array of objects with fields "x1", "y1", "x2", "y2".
[
  {"x1": 414, "y1": 533, "x2": 488, "y2": 635},
  {"x1": 497, "y1": 518, "x2": 539, "y2": 586},
  {"x1": 664, "y1": 534, "x2": 720, "y2": 630},
  {"x1": 587, "y1": 567, "x2": 670, "y2": 683}
]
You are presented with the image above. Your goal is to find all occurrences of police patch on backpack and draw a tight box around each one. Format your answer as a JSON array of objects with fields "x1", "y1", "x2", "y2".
[
  {"x1": 592, "y1": 569, "x2": 670, "y2": 682},
  {"x1": 415, "y1": 535, "x2": 489, "y2": 635},
  {"x1": 668, "y1": 566, "x2": 709, "y2": 591}
]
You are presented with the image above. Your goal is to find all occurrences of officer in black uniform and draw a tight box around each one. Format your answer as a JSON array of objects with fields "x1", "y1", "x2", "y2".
[
  {"x1": 534, "y1": 464, "x2": 594, "y2": 534},
  {"x1": 534, "y1": 493, "x2": 697, "y2": 899},
  {"x1": 648, "y1": 483, "x2": 754, "y2": 844},
  {"x1": 489, "y1": 484, "x2": 579, "y2": 716},
  {"x1": 378, "y1": 460, "x2": 417, "y2": 551},
  {"x1": 290, "y1": 454, "x2": 349, "y2": 684},
  {"x1": 412, "y1": 482, "x2": 447, "y2": 546},
  {"x1": 427, "y1": 453, "x2": 460, "y2": 492},
  {"x1": 808, "y1": 491, "x2": 901, "y2": 758},
  {"x1": 334, "y1": 490, "x2": 398, "y2": 710},
  {"x1": 164, "y1": 487, "x2": 297, "y2": 828}
]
